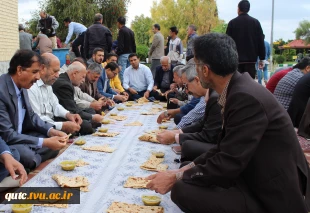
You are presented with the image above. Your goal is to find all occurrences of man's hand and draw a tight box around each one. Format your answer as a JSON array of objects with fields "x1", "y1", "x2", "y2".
[
  {"x1": 61, "y1": 121, "x2": 81, "y2": 133},
  {"x1": 106, "y1": 99, "x2": 115, "y2": 107},
  {"x1": 146, "y1": 171, "x2": 177, "y2": 194},
  {"x1": 169, "y1": 98, "x2": 179, "y2": 104},
  {"x1": 144, "y1": 91, "x2": 150, "y2": 99},
  {"x1": 113, "y1": 89, "x2": 121, "y2": 94},
  {"x1": 43, "y1": 137, "x2": 67, "y2": 150},
  {"x1": 90, "y1": 101, "x2": 103, "y2": 111},
  {"x1": 128, "y1": 88, "x2": 138, "y2": 95},
  {"x1": 114, "y1": 95, "x2": 128, "y2": 102},
  {"x1": 258, "y1": 60, "x2": 265, "y2": 69},
  {"x1": 170, "y1": 83, "x2": 177, "y2": 90},
  {"x1": 121, "y1": 91, "x2": 129, "y2": 97},
  {"x1": 48, "y1": 128, "x2": 67, "y2": 137},
  {"x1": 92, "y1": 114, "x2": 104, "y2": 123},
  {"x1": 153, "y1": 86, "x2": 158, "y2": 91},
  {"x1": 1, "y1": 153, "x2": 27, "y2": 186},
  {"x1": 156, "y1": 130, "x2": 176, "y2": 145},
  {"x1": 157, "y1": 112, "x2": 170, "y2": 124},
  {"x1": 66, "y1": 113, "x2": 82, "y2": 125}
]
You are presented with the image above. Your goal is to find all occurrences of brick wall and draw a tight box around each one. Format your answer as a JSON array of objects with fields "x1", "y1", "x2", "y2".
[{"x1": 0, "y1": 0, "x2": 18, "y2": 74}]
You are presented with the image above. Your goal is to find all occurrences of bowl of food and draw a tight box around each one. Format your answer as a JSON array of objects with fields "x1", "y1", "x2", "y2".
[
  {"x1": 125, "y1": 103, "x2": 132, "y2": 107},
  {"x1": 151, "y1": 151, "x2": 165, "y2": 158},
  {"x1": 159, "y1": 125, "x2": 168, "y2": 130},
  {"x1": 98, "y1": 127, "x2": 108, "y2": 133},
  {"x1": 60, "y1": 160, "x2": 76, "y2": 171},
  {"x1": 101, "y1": 120, "x2": 111, "y2": 124},
  {"x1": 110, "y1": 113, "x2": 118, "y2": 116},
  {"x1": 11, "y1": 204, "x2": 33, "y2": 213},
  {"x1": 117, "y1": 107, "x2": 125, "y2": 111},
  {"x1": 74, "y1": 138, "x2": 86, "y2": 145},
  {"x1": 142, "y1": 195, "x2": 161, "y2": 206},
  {"x1": 153, "y1": 100, "x2": 160, "y2": 104}
]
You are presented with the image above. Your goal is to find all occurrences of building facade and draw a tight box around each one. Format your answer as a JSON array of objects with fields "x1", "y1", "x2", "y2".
[{"x1": 0, "y1": 0, "x2": 18, "y2": 74}]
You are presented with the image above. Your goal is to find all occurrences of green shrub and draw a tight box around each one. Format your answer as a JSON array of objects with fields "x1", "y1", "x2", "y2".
[
  {"x1": 276, "y1": 55, "x2": 285, "y2": 64},
  {"x1": 136, "y1": 45, "x2": 149, "y2": 62}
]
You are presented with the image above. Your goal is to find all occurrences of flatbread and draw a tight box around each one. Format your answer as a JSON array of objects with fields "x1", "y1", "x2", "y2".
[
  {"x1": 92, "y1": 132, "x2": 120, "y2": 137},
  {"x1": 124, "y1": 121, "x2": 143, "y2": 126},
  {"x1": 107, "y1": 202, "x2": 164, "y2": 213},
  {"x1": 123, "y1": 177, "x2": 150, "y2": 188},
  {"x1": 145, "y1": 129, "x2": 164, "y2": 134},
  {"x1": 52, "y1": 175, "x2": 89, "y2": 192},
  {"x1": 141, "y1": 164, "x2": 169, "y2": 172},
  {"x1": 137, "y1": 97, "x2": 149, "y2": 104},
  {"x1": 75, "y1": 159, "x2": 89, "y2": 167},
  {"x1": 34, "y1": 204, "x2": 69, "y2": 208},
  {"x1": 109, "y1": 115, "x2": 128, "y2": 121},
  {"x1": 82, "y1": 145, "x2": 115, "y2": 153},
  {"x1": 139, "y1": 134, "x2": 160, "y2": 143},
  {"x1": 140, "y1": 155, "x2": 168, "y2": 172},
  {"x1": 141, "y1": 111, "x2": 158, "y2": 115}
]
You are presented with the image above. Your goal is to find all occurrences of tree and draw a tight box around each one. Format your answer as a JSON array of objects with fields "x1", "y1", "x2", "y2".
[
  {"x1": 131, "y1": 15, "x2": 153, "y2": 46},
  {"x1": 151, "y1": 0, "x2": 219, "y2": 44},
  {"x1": 26, "y1": 0, "x2": 130, "y2": 42},
  {"x1": 211, "y1": 20, "x2": 227, "y2": 33},
  {"x1": 295, "y1": 20, "x2": 310, "y2": 44}
]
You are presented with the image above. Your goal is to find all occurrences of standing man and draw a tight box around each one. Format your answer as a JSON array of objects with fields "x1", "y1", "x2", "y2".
[
  {"x1": 186, "y1": 25, "x2": 198, "y2": 61},
  {"x1": 19, "y1": 24, "x2": 32, "y2": 50},
  {"x1": 226, "y1": 0, "x2": 265, "y2": 79},
  {"x1": 37, "y1": 11, "x2": 59, "y2": 49},
  {"x1": 116, "y1": 17, "x2": 136, "y2": 83},
  {"x1": 84, "y1": 13, "x2": 112, "y2": 60},
  {"x1": 63, "y1": 17, "x2": 87, "y2": 58},
  {"x1": 167, "y1": 26, "x2": 183, "y2": 65},
  {"x1": 0, "y1": 50, "x2": 68, "y2": 170},
  {"x1": 149, "y1": 24, "x2": 164, "y2": 78},
  {"x1": 257, "y1": 35, "x2": 271, "y2": 85}
]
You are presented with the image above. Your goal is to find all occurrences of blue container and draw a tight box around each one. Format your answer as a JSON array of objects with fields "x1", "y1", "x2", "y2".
[{"x1": 52, "y1": 48, "x2": 69, "y2": 67}]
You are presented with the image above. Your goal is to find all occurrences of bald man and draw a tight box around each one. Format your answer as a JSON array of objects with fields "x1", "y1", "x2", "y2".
[
  {"x1": 52, "y1": 61, "x2": 104, "y2": 134},
  {"x1": 37, "y1": 11, "x2": 59, "y2": 49},
  {"x1": 28, "y1": 53, "x2": 83, "y2": 135},
  {"x1": 150, "y1": 56, "x2": 175, "y2": 101}
]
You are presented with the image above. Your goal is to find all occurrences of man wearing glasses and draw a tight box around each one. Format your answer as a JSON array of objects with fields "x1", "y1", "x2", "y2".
[{"x1": 97, "y1": 62, "x2": 128, "y2": 102}]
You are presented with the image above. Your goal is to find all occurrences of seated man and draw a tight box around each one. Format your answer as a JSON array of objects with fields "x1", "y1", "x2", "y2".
[
  {"x1": 150, "y1": 56, "x2": 175, "y2": 102},
  {"x1": 97, "y1": 62, "x2": 128, "y2": 102},
  {"x1": 0, "y1": 142, "x2": 27, "y2": 188},
  {"x1": 123, "y1": 53, "x2": 154, "y2": 101},
  {"x1": 52, "y1": 61, "x2": 104, "y2": 134},
  {"x1": 87, "y1": 47, "x2": 104, "y2": 67},
  {"x1": 167, "y1": 65, "x2": 187, "y2": 109},
  {"x1": 28, "y1": 53, "x2": 82, "y2": 134},
  {"x1": 146, "y1": 33, "x2": 310, "y2": 213},
  {"x1": 274, "y1": 57, "x2": 310, "y2": 110},
  {"x1": 103, "y1": 53, "x2": 128, "y2": 96},
  {"x1": 0, "y1": 50, "x2": 68, "y2": 170},
  {"x1": 265, "y1": 66, "x2": 293, "y2": 93}
]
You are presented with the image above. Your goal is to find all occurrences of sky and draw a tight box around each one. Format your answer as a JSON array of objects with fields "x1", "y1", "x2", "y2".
[{"x1": 18, "y1": 0, "x2": 310, "y2": 43}]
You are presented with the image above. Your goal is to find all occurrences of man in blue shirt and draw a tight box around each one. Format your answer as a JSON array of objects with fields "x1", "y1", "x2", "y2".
[
  {"x1": 64, "y1": 17, "x2": 87, "y2": 58},
  {"x1": 256, "y1": 35, "x2": 271, "y2": 85},
  {"x1": 123, "y1": 53, "x2": 154, "y2": 101}
]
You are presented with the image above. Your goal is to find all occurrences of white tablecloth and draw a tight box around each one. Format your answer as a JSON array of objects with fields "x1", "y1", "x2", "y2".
[{"x1": 19, "y1": 103, "x2": 183, "y2": 213}]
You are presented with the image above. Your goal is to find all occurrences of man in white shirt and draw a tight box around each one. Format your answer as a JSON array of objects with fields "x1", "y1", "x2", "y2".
[
  {"x1": 63, "y1": 17, "x2": 87, "y2": 58},
  {"x1": 28, "y1": 53, "x2": 83, "y2": 134},
  {"x1": 123, "y1": 53, "x2": 154, "y2": 101}
]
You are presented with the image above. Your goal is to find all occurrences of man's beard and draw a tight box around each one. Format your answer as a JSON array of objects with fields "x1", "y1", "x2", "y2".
[{"x1": 200, "y1": 79, "x2": 212, "y2": 89}]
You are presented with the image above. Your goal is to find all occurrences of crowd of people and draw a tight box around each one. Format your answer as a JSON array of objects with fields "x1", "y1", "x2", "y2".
[{"x1": 4, "y1": 0, "x2": 310, "y2": 212}]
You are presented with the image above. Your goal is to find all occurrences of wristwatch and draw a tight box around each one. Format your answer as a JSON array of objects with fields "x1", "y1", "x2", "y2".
[{"x1": 164, "y1": 110, "x2": 169, "y2": 117}]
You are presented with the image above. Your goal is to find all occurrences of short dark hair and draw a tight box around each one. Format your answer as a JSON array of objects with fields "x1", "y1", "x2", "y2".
[
  {"x1": 154, "y1": 24, "x2": 160, "y2": 31},
  {"x1": 170, "y1": 26, "x2": 178, "y2": 35},
  {"x1": 94, "y1": 13, "x2": 103, "y2": 22},
  {"x1": 63, "y1": 17, "x2": 71, "y2": 23},
  {"x1": 294, "y1": 57, "x2": 310, "y2": 70},
  {"x1": 238, "y1": 0, "x2": 250, "y2": 13},
  {"x1": 105, "y1": 62, "x2": 119, "y2": 71},
  {"x1": 194, "y1": 33, "x2": 238, "y2": 77},
  {"x1": 92, "y1": 48, "x2": 104, "y2": 55},
  {"x1": 18, "y1": 24, "x2": 24, "y2": 31},
  {"x1": 106, "y1": 53, "x2": 118, "y2": 60},
  {"x1": 128, "y1": 53, "x2": 138, "y2": 60},
  {"x1": 117, "y1": 17, "x2": 126, "y2": 25},
  {"x1": 8, "y1": 50, "x2": 42, "y2": 75}
]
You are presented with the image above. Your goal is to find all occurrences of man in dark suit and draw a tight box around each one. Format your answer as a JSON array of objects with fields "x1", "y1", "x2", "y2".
[
  {"x1": 52, "y1": 61, "x2": 104, "y2": 134},
  {"x1": 146, "y1": 33, "x2": 310, "y2": 213},
  {"x1": 150, "y1": 56, "x2": 175, "y2": 102},
  {"x1": 84, "y1": 13, "x2": 112, "y2": 59},
  {"x1": 0, "y1": 50, "x2": 68, "y2": 170},
  {"x1": 226, "y1": 0, "x2": 265, "y2": 79}
]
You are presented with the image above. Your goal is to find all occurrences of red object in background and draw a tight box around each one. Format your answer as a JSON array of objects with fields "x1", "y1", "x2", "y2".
[{"x1": 66, "y1": 54, "x2": 70, "y2": 65}]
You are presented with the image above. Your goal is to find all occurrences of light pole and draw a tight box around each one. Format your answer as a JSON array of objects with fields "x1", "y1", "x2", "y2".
[{"x1": 270, "y1": 0, "x2": 275, "y2": 73}]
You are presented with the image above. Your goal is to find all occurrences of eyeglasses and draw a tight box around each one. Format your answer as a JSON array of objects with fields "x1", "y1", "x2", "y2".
[{"x1": 110, "y1": 70, "x2": 118, "y2": 77}]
